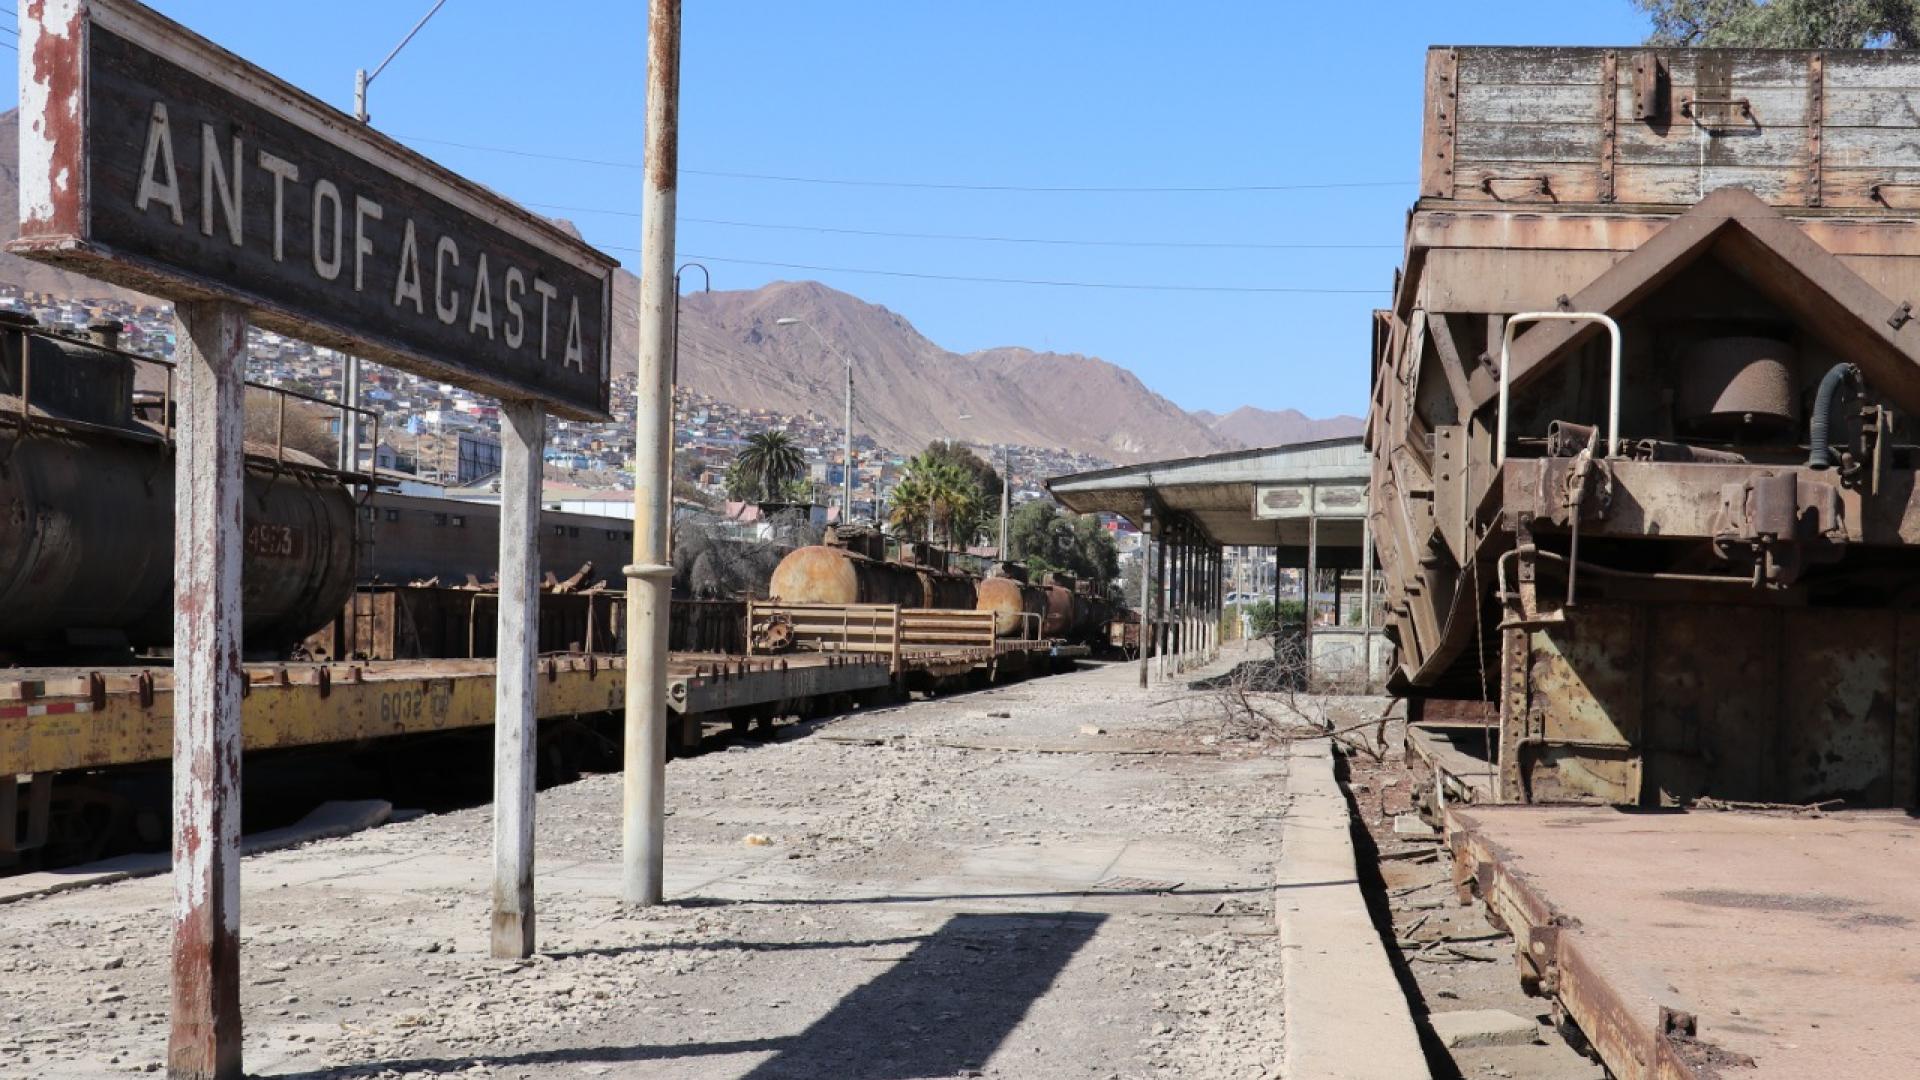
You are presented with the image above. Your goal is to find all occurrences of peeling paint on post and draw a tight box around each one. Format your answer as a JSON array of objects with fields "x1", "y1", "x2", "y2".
[
  {"x1": 168, "y1": 299, "x2": 246, "y2": 1080},
  {"x1": 492, "y1": 401, "x2": 543, "y2": 958}
]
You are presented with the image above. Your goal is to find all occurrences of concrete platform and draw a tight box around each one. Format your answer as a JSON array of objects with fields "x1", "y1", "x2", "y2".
[
  {"x1": 1276, "y1": 740, "x2": 1431, "y2": 1080},
  {"x1": 1449, "y1": 805, "x2": 1920, "y2": 1078}
]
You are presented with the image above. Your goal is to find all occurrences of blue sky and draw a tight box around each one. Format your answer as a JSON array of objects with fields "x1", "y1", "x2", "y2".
[{"x1": 5, "y1": 1, "x2": 1654, "y2": 419}]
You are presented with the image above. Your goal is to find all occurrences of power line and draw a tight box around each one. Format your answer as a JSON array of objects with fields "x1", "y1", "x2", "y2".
[
  {"x1": 530, "y1": 203, "x2": 1398, "y2": 251},
  {"x1": 0, "y1": 40, "x2": 16, "y2": 53},
  {"x1": 394, "y1": 133, "x2": 1410, "y2": 194},
  {"x1": 622, "y1": 251, "x2": 1385, "y2": 295}
]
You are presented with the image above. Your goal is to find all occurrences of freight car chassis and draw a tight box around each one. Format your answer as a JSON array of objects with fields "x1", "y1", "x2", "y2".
[
  {"x1": 745, "y1": 601, "x2": 1087, "y2": 685},
  {"x1": 0, "y1": 652, "x2": 890, "y2": 866},
  {"x1": 2, "y1": 609, "x2": 1088, "y2": 866}
]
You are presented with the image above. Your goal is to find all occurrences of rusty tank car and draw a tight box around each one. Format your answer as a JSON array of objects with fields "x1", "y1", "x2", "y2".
[
  {"x1": 1372, "y1": 45, "x2": 1920, "y2": 809},
  {"x1": 768, "y1": 526, "x2": 977, "y2": 610},
  {"x1": 975, "y1": 566, "x2": 1120, "y2": 641},
  {"x1": 0, "y1": 316, "x2": 355, "y2": 657}
]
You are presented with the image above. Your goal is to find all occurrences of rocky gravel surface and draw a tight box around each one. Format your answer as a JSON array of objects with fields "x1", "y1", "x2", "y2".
[{"x1": 1, "y1": 655, "x2": 1297, "y2": 1078}]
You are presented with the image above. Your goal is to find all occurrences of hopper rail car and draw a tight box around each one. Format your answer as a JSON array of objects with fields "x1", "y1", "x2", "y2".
[{"x1": 1371, "y1": 44, "x2": 1920, "y2": 1079}]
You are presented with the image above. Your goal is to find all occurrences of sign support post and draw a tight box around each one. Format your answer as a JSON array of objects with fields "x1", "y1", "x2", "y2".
[
  {"x1": 492, "y1": 400, "x2": 545, "y2": 958},
  {"x1": 167, "y1": 299, "x2": 248, "y2": 1080}
]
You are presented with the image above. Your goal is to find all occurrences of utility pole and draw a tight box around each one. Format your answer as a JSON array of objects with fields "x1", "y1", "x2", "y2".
[
  {"x1": 624, "y1": 0, "x2": 681, "y2": 908},
  {"x1": 852, "y1": 355, "x2": 860, "y2": 518},
  {"x1": 998, "y1": 449, "x2": 1011, "y2": 558}
]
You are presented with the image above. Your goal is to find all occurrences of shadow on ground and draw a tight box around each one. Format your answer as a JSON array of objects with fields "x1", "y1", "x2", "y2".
[{"x1": 279, "y1": 911, "x2": 1105, "y2": 1079}]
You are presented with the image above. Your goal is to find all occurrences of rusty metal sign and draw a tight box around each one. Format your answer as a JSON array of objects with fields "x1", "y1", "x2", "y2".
[{"x1": 13, "y1": 0, "x2": 617, "y2": 420}]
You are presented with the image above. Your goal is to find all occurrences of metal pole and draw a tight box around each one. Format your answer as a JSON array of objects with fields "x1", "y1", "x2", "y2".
[
  {"x1": 1176, "y1": 525, "x2": 1189, "y2": 673},
  {"x1": 852, "y1": 353, "x2": 860, "y2": 522},
  {"x1": 1305, "y1": 499, "x2": 1319, "y2": 689},
  {"x1": 1273, "y1": 523, "x2": 1282, "y2": 659},
  {"x1": 168, "y1": 300, "x2": 247, "y2": 1080},
  {"x1": 339, "y1": 353, "x2": 360, "y2": 472},
  {"x1": 624, "y1": 0, "x2": 681, "y2": 908},
  {"x1": 1138, "y1": 507, "x2": 1153, "y2": 688},
  {"x1": 492, "y1": 401, "x2": 543, "y2": 959},
  {"x1": 1155, "y1": 520, "x2": 1169, "y2": 683},
  {"x1": 1362, "y1": 515, "x2": 1376, "y2": 692},
  {"x1": 998, "y1": 450, "x2": 1011, "y2": 557},
  {"x1": 1205, "y1": 542, "x2": 1214, "y2": 661},
  {"x1": 1177, "y1": 526, "x2": 1189, "y2": 673},
  {"x1": 1205, "y1": 545, "x2": 1221, "y2": 657}
]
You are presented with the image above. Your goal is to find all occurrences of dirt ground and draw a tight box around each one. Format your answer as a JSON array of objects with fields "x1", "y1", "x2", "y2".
[
  {"x1": 0, "y1": 654, "x2": 1307, "y2": 1079},
  {"x1": 1341, "y1": 717, "x2": 1609, "y2": 1080}
]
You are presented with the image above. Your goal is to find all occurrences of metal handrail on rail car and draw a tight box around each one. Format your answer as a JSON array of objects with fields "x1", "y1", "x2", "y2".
[{"x1": 1496, "y1": 312, "x2": 1623, "y2": 467}]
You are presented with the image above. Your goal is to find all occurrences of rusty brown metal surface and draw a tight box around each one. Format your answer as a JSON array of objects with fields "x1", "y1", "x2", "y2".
[
  {"x1": 1448, "y1": 804, "x2": 1920, "y2": 1078},
  {"x1": 1480, "y1": 189, "x2": 1920, "y2": 419},
  {"x1": 301, "y1": 585, "x2": 644, "y2": 661}
]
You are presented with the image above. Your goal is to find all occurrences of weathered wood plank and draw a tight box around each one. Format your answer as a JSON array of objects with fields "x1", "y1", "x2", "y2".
[
  {"x1": 1616, "y1": 123, "x2": 1810, "y2": 167},
  {"x1": 1825, "y1": 86, "x2": 1920, "y2": 127},
  {"x1": 1457, "y1": 47, "x2": 1605, "y2": 87},
  {"x1": 168, "y1": 299, "x2": 247, "y2": 1080},
  {"x1": 1613, "y1": 85, "x2": 1811, "y2": 125},
  {"x1": 27, "y1": 18, "x2": 617, "y2": 421},
  {"x1": 1451, "y1": 164, "x2": 1604, "y2": 204},
  {"x1": 1825, "y1": 53, "x2": 1920, "y2": 88},
  {"x1": 1612, "y1": 165, "x2": 1810, "y2": 204},
  {"x1": 1824, "y1": 166, "x2": 1920, "y2": 209},
  {"x1": 1461, "y1": 47, "x2": 1812, "y2": 88},
  {"x1": 1460, "y1": 82, "x2": 1603, "y2": 124},
  {"x1": 1657, "y1": 50, "x2": 1814, "y2": 87},
  {"x1": 491, "y1": 400, "x2": 545, "y2": 960},
  {"x1": 1423, "y1": 49, "x2": 1459, "y2": 199},
  {"x1": 1455, "y1": 122, "x2": 1602, "y2": 164},
  {"x1": 1823, "y1": 125, "x2": 1920, "y2": 168}
]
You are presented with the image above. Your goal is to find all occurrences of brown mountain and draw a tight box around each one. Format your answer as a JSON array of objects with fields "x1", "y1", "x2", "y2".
[
  {"x1": 1200, "y1": 405, "x2": 1364, "y2": 448},
  {"x1": 662, "y1": 280, "x2": 1241, "y2": 463}
]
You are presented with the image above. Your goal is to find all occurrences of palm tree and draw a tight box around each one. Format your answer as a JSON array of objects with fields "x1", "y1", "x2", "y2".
[
  {"x1": 734, "y1": 430, "x2": 805, "y2": 504},
  {"x1": 889, "y1": 452, "x2": 986, "y2": 548},
  {"x1": 888, "y1": 470, "x2": 935, "y2": 540}
]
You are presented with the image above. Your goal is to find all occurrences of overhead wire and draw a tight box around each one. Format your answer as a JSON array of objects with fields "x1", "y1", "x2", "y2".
[
  {"x1": 626, "y1": 252, "x2": 1387, "y2": 295},
  {"x1": 392, "y1": 133, "x2": 1410, "y2": 194},
  {"x1": 527, "y1": 203, "x2": 1398, "y2": 252}
]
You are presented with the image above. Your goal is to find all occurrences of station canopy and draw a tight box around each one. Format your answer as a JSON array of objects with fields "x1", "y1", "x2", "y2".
[{"x1": 1047, "y1": 437, "x2": 1368, "y2": 564}]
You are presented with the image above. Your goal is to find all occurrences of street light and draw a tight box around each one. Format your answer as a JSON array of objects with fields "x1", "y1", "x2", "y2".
[
  {"x1": 773, "y1": 316, "x2": 855, "y2": 523},
  {"x1": 343, "y1": 0, "x2": 453, "y2": 477}
]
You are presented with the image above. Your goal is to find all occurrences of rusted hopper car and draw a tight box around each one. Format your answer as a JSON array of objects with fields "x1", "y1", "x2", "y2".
[{"x1": 1373, "y1": 46, "x2": 1920, "y2": 807}]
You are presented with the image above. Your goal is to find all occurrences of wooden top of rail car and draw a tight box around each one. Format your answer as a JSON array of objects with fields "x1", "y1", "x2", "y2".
[{"x1": 1423, "y1": 46, "x2": 1920, "y2": 214}]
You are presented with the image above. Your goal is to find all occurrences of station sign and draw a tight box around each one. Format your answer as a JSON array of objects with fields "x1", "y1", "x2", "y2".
[
  {"x1": 1254, "y1": 482, "x2": 1367, "y2": 520},
  {"x1": 12, "y1": 0, "x2": 616, "y2": 420}
]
